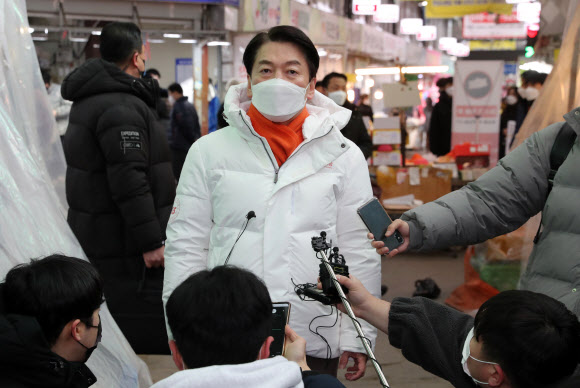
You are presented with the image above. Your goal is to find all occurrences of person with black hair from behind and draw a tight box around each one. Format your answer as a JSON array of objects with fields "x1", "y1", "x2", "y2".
[
  {"x1": 320, "y1": 72, "x2": 373, "y2": 159},
  {"x1": 61, "y1": 21, "x2": 175, "y2": 354},
  {"x1": 326, "y1": 274, "x2": 580, "y2": 388},
  {"x1": 167, "y1": 82, "x2": 201, "y2": 181},
  {"x1": 0, "y1": 255, "x2": 104, "y2": 388},
  {"x1": 428, "y1": 77, "x2": 453, "y2": 156},
  {"x1": 153, "y1": 266, "x2": 345, "y2": 388}
]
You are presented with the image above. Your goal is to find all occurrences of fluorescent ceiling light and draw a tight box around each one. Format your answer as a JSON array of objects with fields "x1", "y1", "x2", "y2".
[
  {"x1": 28, "y1": 27, "x2": 35, "y2": 33},
  {"x1": 520, "y1": 61, "x2": 553, "y2": 73},
  {"x1": 148, "y1": 39, "x2": 165, "y2": 44},
  {"x1": 438, "y1": 37, "x2": 457, "y2": 51},
  {"x1": 328, "y1": 53, "x2": 343, "y2": 60},
  {"x1": 32, "y1": 36, "x2": 48, "y2": 41},
  {"x1": 179, "y1": 39, "x2": 197, "y2": 44},
  {"x1": 207, "y1": 41, "x2": 231, "y2": 46},
  {"x1": 420, "y1": 1, "x2": 428, "y2": 6},
  {"x1": 163, "y1": 33, "x2": 182, "y2": 39},
  {"x1": 70, "y1": 37, "x2": 88, "y2": 43},
  {"x1": 317, "y1": 49, "x2": 328, "y2": 57},
  {"x1": 92, "y1": 31, "x2": 101, "y2": 36}
]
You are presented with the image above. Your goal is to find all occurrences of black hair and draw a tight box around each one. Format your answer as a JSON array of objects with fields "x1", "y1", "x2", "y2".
[
  {"x1": 315, "y1": 81, "x2": 324, "y2": 88},
  {"x1": 2, "y1": 255, "x2": 104, "y2": 346},
  {"x1": 99, "y1": 22, "x2": 143, "y2": 64},
  {"x1": 321, "y1": 72, "x2": 347, "y2": 88},
  {"x1": 243, "y1": 25, "x2": 319, "y2": 80},
  {"x1": 436, "y1": 77, "x2": 453, "y2": 89},
  {"x1": 168, "y1": 83, "x2": 183, "y2": 95},
  {"x1": 41, "y1": 69, "x2": 51, "y2": 85},
  {"x1": 521, "y1": 70, "x2": 539, "y2": 84},
  {"x1": 474, "y1": 290, "x2": 580, "y2": 388},
  {"x1": 166, "y1": 266, "x2": 273, "y2": 369},
  {"x1": 532, "y1": 72, "x2": 548, "y2": 85},
  {"x1": 144, "y1": 68, "x2": 161, "y2": 78}
]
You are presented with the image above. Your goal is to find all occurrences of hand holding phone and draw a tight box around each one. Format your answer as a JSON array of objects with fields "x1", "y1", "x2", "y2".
[
  {"x1": 357, "y1": 198, "x2": 404, "y2": 252},
  {"x1": 270, "y1": 302, "x2": 291, "y2": 357}
]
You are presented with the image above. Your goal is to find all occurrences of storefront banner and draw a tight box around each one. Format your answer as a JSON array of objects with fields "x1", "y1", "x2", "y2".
[
  {"x1": 469, "y1": 40, "x2": 517, "y2": 51},
  {"x1": 290, "y1": 0, "x2": 311, "y2": 34},
  {"x1": 347, "y1": 21, "x2": 363, "y2": 52},
  {"x1": 463, "y1": 11, "x2": 526, "y2": 39},
  {"x1": 426, "y1": 0, "x2": 512, "y2": 19},
  {"x1": 452, "y1": 60, "x2": 504, "y2": 165},
  {"x1": 242, "y1": 0, "x2": 281, "y2": 31},
  {"x1": 308, "y1": 8, "x2": 346, "y2": 45}
]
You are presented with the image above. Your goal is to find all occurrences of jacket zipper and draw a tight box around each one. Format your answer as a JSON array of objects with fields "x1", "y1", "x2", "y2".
[
  {"x1": 239, "y1": 111, "x2": 338, "y2": 183},
  {"x1": 239, "y1": 112, "x2": 280, "y2": 183}
]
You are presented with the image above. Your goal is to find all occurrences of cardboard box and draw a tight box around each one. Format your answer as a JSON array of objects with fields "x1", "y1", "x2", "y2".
[
  {"x1": 372, "y1": 150, "x2": 401, "y2": 166},
  {"x1": 375, "y1": 166, "x2": 452, "y2": 203}
]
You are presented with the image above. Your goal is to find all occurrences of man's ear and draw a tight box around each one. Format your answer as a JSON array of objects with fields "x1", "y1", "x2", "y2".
[
  {"x1": 130, "y1": 51, "x2": 140, "y2": 69},
  {"x1": 305, "y1": 78, "x2": 316, "y2": 100},
  {"x1": 246, "y1": 75, "x2": 253, "y2": 99},
  {"x1": 70, "y1": 319, "x2": 82, "y2": 342},
  {"x1": 169, "y1": 340, "x2": 186, "y2": 371},
  {"x1": 488, "y1": 364, "x2": 507, "y2": 387},
  {"x1": 258, "y1": 336, "x2": 275, "y2": 360}
]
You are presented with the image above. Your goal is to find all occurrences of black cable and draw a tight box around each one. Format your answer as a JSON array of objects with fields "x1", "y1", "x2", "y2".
[
  {"x1": 308, "y1": 305, "x2": 339, "y2": 360},
  {"x1": 224, "y1": 218, "x2": 250, "y2": 266}
]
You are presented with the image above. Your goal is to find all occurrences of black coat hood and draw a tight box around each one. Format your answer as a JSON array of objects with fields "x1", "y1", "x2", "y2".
[
  {"x1": 0, "y1": 286, "x2": 97, "y2": 388},
  {"x1": 61, "y1": 58, "x2": 158, "y2": 108}
]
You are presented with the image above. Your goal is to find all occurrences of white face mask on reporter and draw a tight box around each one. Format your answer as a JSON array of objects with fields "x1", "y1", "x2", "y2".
[
  {"x1": 250, "y1": 78, "x2": 310, "y2": 122},
  {"x1": 461, "y1": 328, "x2": 498, "y2": 386},
  {"x1": 328, "y1": 90, "x2": 347, "y2": 106}
]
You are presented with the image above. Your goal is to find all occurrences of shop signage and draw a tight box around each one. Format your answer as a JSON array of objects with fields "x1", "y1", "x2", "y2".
[
  {"x1": 290, "y1": 1, "x2": 311, "y2": 33},
  {"x1": 373, "y1": 4, "x2": 400, "y2": 23},
  {"x1": 469, "y1": 40, "x2": 517, "y2": 51},
  {"x1": 463, "y1": 11, "x2": 526, "y2": 39},
  {"x1": 400, "y1": 18, "x2": 423, "y2": 35},
  {"x1": 416, "y1": 25, "x2": 437, "y2": 41},
  {"x1": 452, "y1": 60, "x2": 504, "y2": 165},
  {"x1": 242, "y1": 0, "x2": 281, "y2": 31},
  {"x1": 447, "y1": 42, "x2": 470, "y2": 57},
  {"x1": 425, "y1": 0, "x2": 512, "y2": 19},
  {"x1": 352, "y1": 0, "x2": 380, "y2": 16}
]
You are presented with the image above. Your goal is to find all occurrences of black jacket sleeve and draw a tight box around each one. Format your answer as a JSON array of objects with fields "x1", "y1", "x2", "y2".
[
  {"x1": 388, "y1": 297, "x2": 476, "y2": 388},
  {"x1": 96, "y1": 105, "x2": 163, "y2": 253},
  {"x1": 302, "y1": 371, "x2": 346, "y2": 388},
  {"x1": 341, "y1": 112, "x2": 373, "y2": 159}
]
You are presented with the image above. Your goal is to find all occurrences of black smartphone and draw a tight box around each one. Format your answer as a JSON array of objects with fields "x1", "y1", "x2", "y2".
[
  {"x1": 269, "y1": 302, "x2": 291, "y2": 357},
  {"x1": 357, "y1": 198, "x2": 404, "y2": 251}
]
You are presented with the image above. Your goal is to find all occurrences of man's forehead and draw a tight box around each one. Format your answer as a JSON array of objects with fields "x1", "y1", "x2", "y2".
[{"x1": 255, "y1": 42, "x2": 307, "y2": 66}]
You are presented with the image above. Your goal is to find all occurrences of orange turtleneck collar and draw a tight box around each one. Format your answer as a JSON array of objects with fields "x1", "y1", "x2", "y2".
[{"x1": 247, "y1": 104, "x2": 310, "y2": 167}]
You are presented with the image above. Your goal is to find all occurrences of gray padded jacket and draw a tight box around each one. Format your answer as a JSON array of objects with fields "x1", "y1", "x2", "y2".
[{"x1": 402, "y1": 107, "x2": 580, "y2": 315}]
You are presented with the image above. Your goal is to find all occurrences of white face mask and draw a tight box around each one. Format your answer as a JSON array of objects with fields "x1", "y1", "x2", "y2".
[
  {"x1": 525, "y1": 86, "x2": 540, "y2": 101},
  {"x1": 461, "y1": 328, "x2": 498, "y2": 386},
  {"x1": 445, "y1": 86, "x2": 454, "y2": 97},
  {"x1": 168, "y1": 95, "x2": 175, "y2": 104},
  {"x1": 505, "y1": 95, "x2": 518, "y2": 105},
  {"x1": 517, "y1": 87, "x2": 527, "y2": 99},
  {"x1": 328, "y1": 90, "x2": 347, "y2": 106},
  {"x1": 250, "y1": 78, "x2": 309, "y2": 122}
]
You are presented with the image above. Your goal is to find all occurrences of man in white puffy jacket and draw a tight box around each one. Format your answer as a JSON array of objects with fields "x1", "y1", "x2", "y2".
[{"x1": 163, "y1": 25, "x2": 380, "y2": 380}]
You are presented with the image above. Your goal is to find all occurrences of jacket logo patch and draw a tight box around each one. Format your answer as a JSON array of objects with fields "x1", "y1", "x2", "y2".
[
  {"x1": 325, "y1": 162, "x2": 333, "y2": 169},
  {"x1": 120, "y1": 141, "x2": 142, "y2": 150},
  {"x1": 169, "y1": 198, "x2": 180, "y2": 223}
]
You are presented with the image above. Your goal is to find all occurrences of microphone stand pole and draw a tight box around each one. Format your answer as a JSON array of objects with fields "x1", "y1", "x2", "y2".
[{"x1": 318, "y1": 249, "x2": 390, "y2": 388}]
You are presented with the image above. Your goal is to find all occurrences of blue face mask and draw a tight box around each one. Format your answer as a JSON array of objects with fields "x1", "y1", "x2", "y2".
[{"x1": 461, "y1": 328, "x2": 498, "y2": 386}]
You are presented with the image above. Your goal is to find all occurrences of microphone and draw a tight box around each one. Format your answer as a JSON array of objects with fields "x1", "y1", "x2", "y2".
[{"x1": 224, "y1": 211, "x2": 256, "y2": 266}]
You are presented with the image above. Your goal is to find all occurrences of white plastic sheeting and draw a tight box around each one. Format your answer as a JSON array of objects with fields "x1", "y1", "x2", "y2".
[{"x1": 0, "y1": 1, "x2": 153, "y2": 386}]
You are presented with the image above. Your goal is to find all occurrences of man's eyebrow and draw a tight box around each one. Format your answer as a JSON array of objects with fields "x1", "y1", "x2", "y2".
[{"x1": 256, "y1": 59, "x2": 303, "y2": 66}]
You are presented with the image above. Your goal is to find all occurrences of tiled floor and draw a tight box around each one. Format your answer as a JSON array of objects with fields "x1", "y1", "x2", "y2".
[{"x1": 141, "y1": 249, "x2": 464, "y2": 387}]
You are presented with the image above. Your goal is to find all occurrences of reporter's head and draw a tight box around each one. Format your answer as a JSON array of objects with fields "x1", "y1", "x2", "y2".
[
  {"x1": 2, "y1": 254, "x2": 104, "y2": 362},
  {"x1": 472, "y1": 290, "x2": 580, "y2": 388},
  {"x1": 166, "y1": 266, "x2": 273, "y2": 370}
]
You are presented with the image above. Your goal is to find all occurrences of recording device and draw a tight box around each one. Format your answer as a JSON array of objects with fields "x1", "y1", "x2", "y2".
[
  {"x1": 357, "y1": 198, "x2": 404, "y2": 251},
  {"x1": 295, "y1": 232, "x2": 349, "y2": 305},
  {"x1": 269, "y1": 302, "x2": 291, "y2": 357},
  {"x1": 224, "y1": 211, "x2": 256, "y2": 265},
  {"x1": 296, "y1": 231, "x2": 390, "y2": 387}
]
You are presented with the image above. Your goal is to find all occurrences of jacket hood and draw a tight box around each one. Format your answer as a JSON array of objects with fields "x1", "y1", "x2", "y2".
[
  {"x1": 0, "y1": 286, "x2": 96, "y2": 387},
  {"x1": 61, "y1": 58, "x2": 158, "y2": 107},
  {"x1": 151, "y1": 357, "x2": 303, "y2": 388},
  {"x1": 223, "y1": 82, "x2": 352, "y2": 139}
]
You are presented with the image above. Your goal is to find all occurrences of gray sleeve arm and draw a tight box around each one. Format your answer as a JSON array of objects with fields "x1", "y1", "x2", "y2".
[{"x1": 402, "y1": 123, "x2": 562, "y2": 251}]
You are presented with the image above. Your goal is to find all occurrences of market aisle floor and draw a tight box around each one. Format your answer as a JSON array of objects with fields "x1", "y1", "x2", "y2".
[{"x1": 140, "y1": 249, "x2": 465, "y2": 388}]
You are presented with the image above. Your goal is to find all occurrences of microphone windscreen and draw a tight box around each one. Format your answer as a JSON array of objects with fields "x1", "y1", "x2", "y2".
[{"x1": 247, "y1": 211, "x2": 256, "y2": 219}]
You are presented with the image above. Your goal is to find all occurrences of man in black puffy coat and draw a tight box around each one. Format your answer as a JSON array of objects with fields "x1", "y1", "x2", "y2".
[{"x1": 61, "y1": 22, "x2": 175, "y2": 354}]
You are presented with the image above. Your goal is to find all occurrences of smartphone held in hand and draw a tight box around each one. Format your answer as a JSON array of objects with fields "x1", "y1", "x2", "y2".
[{"x1": 357, "y1": 198, "x2": 404, "y2": 251}]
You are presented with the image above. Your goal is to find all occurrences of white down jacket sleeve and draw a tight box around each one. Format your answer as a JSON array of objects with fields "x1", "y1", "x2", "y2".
[
  {"x1": 402, "y1": 123, "x2": 559, "y2": 251},
  {"x1": 163, "y1": 142, "x2": 213, "y2": 339},
  {"x1": 336, "y1": 148, "x2": 381, "y2": 354}
]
